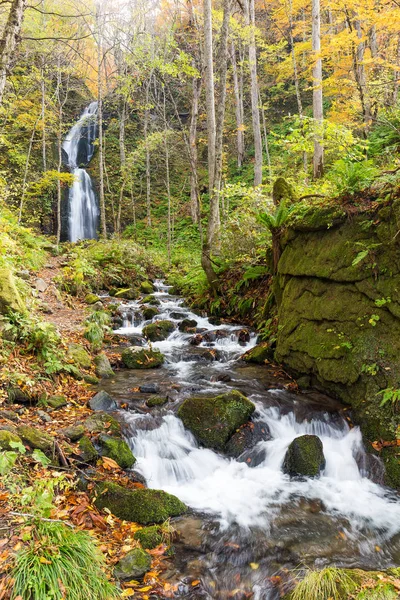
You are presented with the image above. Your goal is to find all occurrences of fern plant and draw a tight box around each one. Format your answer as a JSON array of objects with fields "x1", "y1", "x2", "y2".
[{"x1": 257, "y1": 200, "x2": 291, "y2": 272}]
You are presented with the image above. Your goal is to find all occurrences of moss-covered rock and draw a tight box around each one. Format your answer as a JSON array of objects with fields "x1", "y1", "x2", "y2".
[
  {"x1": 146, "y1": 395, "x2": 168, "y2": 408},
  {"x1": 178, "y1": 390, "x2": 256, "y2": 450},
  {"x1": 143, "y1": 306, "x2": 159, "y2": 320},
  {"x1": 142, "y1": 320, "x2": 175, "y2": 342},
  {"x1": 78, "y1": 436, "x2": 98, "y2": 462},
  {"x1": 84, "y1": 411, "x2": 121, "y2": 435},
  {"x1": 134, "y1": 526, "x2": 163, "y2": 549},
  {"x1": 121, "y1": 346, "x2": 164, "y2": 369},
  {"x1": 94, "y1": 482, "x2": 187, "y2": 523},
  {"x1": 0, "y1": 430, "x2": 22, "y2": 450},
  {"x1": 60, "y1": 424, "x2": 85, "y2": 442},
  {"x1": 47, "y1": 395, "x2": 67, "y2": 409},
  {"x1": 242, "y1": 344, "x2": 273, "y2": 364},
  {"x1": 283, "y1": 435, "x2": 325, "y2": 477},
  {"x1": 85, "y1": 293, "x2": 101, "y2": 305},
  {"x1": 68, "y1": 343, "x2": 91, "y2": 369},
  {"x1": 0, "y1": 268, "x2": 26, "y2": 315},
  {"x1": 178, "y1": 319, "x2": 197, "y2": 332},
  {"x1": 17, "y1": 425, "x2": 54, "y2": 454},
  {"x1": 140, "y1": 281, "x2": 155, "y2": 294},
  {"x1": 7, "y1": 386, "x2": 34, "y2": 404},
  {"x1": 94, "y1": 353, "x2": 114, "y2": 378},
  {"x1": 141, "y1": 295, "x2": 161, "y2": 306},
  {"x1": 114, "y1": 288, "x2": 138, "y2": 300},
  {"x1": 97, "y1": 434, "x2": 136, "y2": 469},
  {"x1": 114, "y1": 548, "x2": 151, "y2": 580}
]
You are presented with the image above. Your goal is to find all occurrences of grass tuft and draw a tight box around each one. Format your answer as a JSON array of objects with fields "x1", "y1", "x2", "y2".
[{"x1": 291, "y1": 567, "x2": 359, "y2": 600}]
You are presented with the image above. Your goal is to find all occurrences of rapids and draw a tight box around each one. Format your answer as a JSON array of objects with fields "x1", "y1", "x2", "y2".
[{"x1": 104, "y1": 281, "x2": 400, "y2": 598}]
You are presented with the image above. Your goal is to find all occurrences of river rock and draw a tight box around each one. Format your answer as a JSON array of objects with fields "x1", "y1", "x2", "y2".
[
  {"x1": 97, "y1": 434, "x2": 136, "y2": 469},
  {"x1": 85, "y1": 293, "x2": 101, "y2": 304},
  {"x1": 84, "y1": 411, "x2": 121, "y2": 435},
  {"x1": 94, "y1": 482, "x2": 187, "y2": 523},
  {"x1": 0, "y1": 430, "x2": 23, "y2": 450},
  {"x1": 0, "y1": 410, "x2": 19, "y2": 422},
  {"x1": 78, "y1": 436, "x2": 98, "y2": 462},
  {"x1": 146, "y1": 395, "x2": 168, "y2": 408},
  {"x1": 34, "y1": 278, "x2": 48, "y2": 292},
  {"x1": 47, "y1": 395, "x2": 67, "y2": 409},
  {"x1": 17, "y1": 425, "x2": 54, "y2": 454},
  {"x1": 140, "y1": 384, "x2": 160, "y2": 394},
  {"x1": 170, "y1": 312, "x2": 187, "y2": 320},
  {"x1": 121, "y1": 346, "x2": 164, "y2": 369},
  {"x1": 143, "y1": 306, "x2": 159, "y2": 320},
  {"x1": 94, "y1": 353, "x2": 114, "y2": 378},
  {"x1": 179, "y1": 318, "x2": 197, "y2": 332},
  {"x1": 68, "y1": 343, "x2": 91, "y2": 369},
  {"x1": 283, "y1": 434, "x2": 326, "y2": 477},
  {"x1": 7, "y1": 386, "x2": 34, "y2": 405},
  {"x1": 226, "y1": 421, "x2": 271, "y2": 461},
  {"x1": 140, "y1": 281, "x2": 155, "y2": 294},
  {"x1": 114, "y1": 287, "x2": 138, "y2": 300},
  {"x1": 134, "y1": 525, "x2": 163, "y2": 549},
  {"x1": 89, "y1": 390, "x2": 118, "y2": 412},
  {"x1": 60, "y1": 424, "x2": 85, "y2": 441},
  {"x1": 114, "y1": 548, "x2": 151, "y2": 580},
  {"x1": 141, "y1": 295, "x2": 161, "y2": 306},
  {"x1": 242, "y1": 344, "x2": 273, "y2": 364},
  {"x1": 143, "y1": 320, "x2": 175, "y2": 342},
  {"x1": 190, "y1": 334, "x2": 203, "y2": 346},
  {"x1": 178, "y1": 390, "x2": 256, "y2": 450}
]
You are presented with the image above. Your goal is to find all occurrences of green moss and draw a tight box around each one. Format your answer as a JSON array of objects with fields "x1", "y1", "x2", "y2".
[
  {"x1": 143, "y1": 306, "x2": 159, "y2": 320},
  {"x1": 283, "y1": 435, "x2": 325, "y2": 477},
  {"x1": 114, "y1": 548, "x2": 151, "y2": 580},
  {"x1": 17, "y1": 425, "x2": 54, "y2": 453},
  {"x1": 243, "y1": 344, "x2": 273, "y2": 364},
  {"x1": 94, "y1": 482, "x2": 187, "y2": 524},
  {"x1": 68, "y1": 343, "x2": 92, "y2": 369},
  {"x1": 142, "y1": 320, "x2": 175, "y2": 342},
  {"x1": 94, "y1": 353, "x2": 114, "y2": 378},
  {"x1": 85, "y1": 293, "x2": 101, "y2": 305},
  {"x1": 97, "y1": 434, "x2": 136, "y2": 469},
  {"x1": 140, "y1": 281, "x2": 155, "y2": 294},
  {"x1": 121, "y1": 347, "x2": 164, "y2": 369},
  {"x1": 381, "y1": 447, "x2": 400, "y2": 488},
  {"x1": 146, "y1": 396, "x2": 168, "y2": 408},
  {"x1": 61, "y1": 425, "x2": 85, "y2": 441},
  {"x1": 134, "y1": 526, "x2": 163, "y2": 549},
  {"x1": 47, "y1": 395, "x2": 67, "y2": 409},
  {"x1": 272, "y1": 177, "x2": 294, "y2": 204},
  {"x1": 78, "y1": 436, "x2": 98, "y2": 462},
  {"x1": 141, "y1": 295, "x2": 161, "y2": 306},
  {"x1": 113, "y1": 288, "x2": 138, "y2": 300},
  {"x1": 0, "y1": 267, "x2": 26, "y2": 315},
  {"x1": 177, "y1": 390, "x2": 255, "y2": 450},
  {"x1": 84, "y1": 412, "x2": 121, "y2": 435},
  {"x1": 0, "y1": 430, "x2": 22, "y2": 450}
]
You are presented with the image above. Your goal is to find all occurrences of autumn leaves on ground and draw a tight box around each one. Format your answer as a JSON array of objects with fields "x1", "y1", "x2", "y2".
[{"x1": 0, "y1": 220, "x2": 183, "y2": 599}]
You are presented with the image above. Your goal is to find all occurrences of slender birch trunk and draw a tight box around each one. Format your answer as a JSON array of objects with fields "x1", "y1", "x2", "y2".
[
  {"x1": 97, "y1": 10, "x2": 106, "y2": 237},
  {"x1": 18, "y1": 118, "x2": 39, "y2": 223},
  {"x1": 230, "y1": 42, "x2": 244, "y2": 169},
  {"x1": 144, "y1": 80, "x2": 151, "y2": 228},
  {"x1": 189, "y1": 75, "x2": 201, "y2": 225},
  {"x1": 312, "y1": 0, "x2": 324, "y2": 179},
  {"x1": 0, "y1": 0, "x2": 27, "y2": 106},
  {"x1": 246, "y1": 0, "x2": 263, "y2": 186}
]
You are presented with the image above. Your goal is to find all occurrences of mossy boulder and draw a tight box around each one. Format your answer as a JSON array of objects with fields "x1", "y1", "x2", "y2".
[
  {"x1": 143, "y1": 320, "x2": 175, "y2": 342},
  {"x1": 178, "y1": 390, "x2": 256, "y2": 450},
  {"x1": 85, "y1": 293, "x2": 101, "y2": 305},
  {"x1": 272, "y1": 177, "x2": 294, "y2": 204},
  {"x1": 0, "y1": 430, "x2": 22, "y2": 450},
  {"x1": 78, "y1": 436, "x2": 98, "y2": 462},
  {"x1": 114, "y1": 548, "x2": 151, "y2": 580},
  {"x1": 114, "y1": 288, "x2": 138, "y2": 300},
  {"x1": 68, "y1": 343, "x2": 91, "y2": 369},
  {"x1": 134, "y1": 526, "x2": 163, "y2": 549},
  {"x1": 178, "y1": 319, "x2": 197, "y2": 332},
  {"x1": 7, "y1": 386, "x2": 34, "y2": 404},
  {"x1": 47, "y1": 395, "x2": 67, "y2": 409},
  {"x1": 17, "y1": 425, "x2": 54, "y2": 454},
  {"x1": 146, "y1": 395, "x2": 168, "y2": 408},
  {"x1": 60, "y1": 424, "x2": 85, "y2": 442},
  {"x1": 0, "y1": 268, "x2": 26, "y2": 315},
  {"x1": 143, "y1": 306, "x2": 159, "y2": 320},
  {"x1": 97, "y1": 434, "x2": 136, "y2": 469},
  {"x1": 141, "y1": 295, "x2": 160, "y2": 306},
  {"x1": 84, "y1": 411, "x2": 121, "y2": 435},
  {"x1": 121, "y1": 346, "x2": 164, "y2": 369},
  {"x1": 94, "y1": 482, "x2": 187, "y2": 524},
  {"x1": 140, "y1": 281, "x2": 155, "y2": 294},
  {"x1": 94, "y1": 353, "x2": 114, "y2": 378},
  {"x1": 242, "y1": 344, "x2": 273, "y2": 364},
  {"x1": 283, "y1": 435, "x2": 325, "y2": 477}
]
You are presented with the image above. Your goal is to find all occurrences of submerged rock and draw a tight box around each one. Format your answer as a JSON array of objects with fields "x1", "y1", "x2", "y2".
[
  {"x1": 89, "y1": 390, "x2": 117, "y2": 412},
  {"x1": 94, "y1": 353, "x2": 114, "y2": 378},
  {"x1": 140, "y1": 384, "x2": 159, "y2": 394},
  {"x1": 97, "y1": 434, "x2": 136, "y2": 469},
  {"x1": 178, "y1": 390, "x2": 255, "y2": 450},
  {"x1": 114, "y1": 548, "x2": 151, "y2": 580},
  {"x1": 143, "y1": 320, "x2": 175, "y2": 341},
  {"x1": 121, "y1": 346, "x2": 164, "y2": 369},
  {"x1": 283, "y1": 434, "x2": 325, "y2": 477},
  {"x1": 94, "y1": 482, "x2": 187, "y2": 523}
]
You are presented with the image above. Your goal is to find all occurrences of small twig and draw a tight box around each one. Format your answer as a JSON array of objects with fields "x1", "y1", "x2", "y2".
[
  {"x1": 297, "y1": 194, "x2": 326, "y2": 201},
  {"x1": 10, "y1": 512, "x2": 75, "y2": 528},
  {"x1": 54, "y1": 441, "x2": 69, "y2": 468}
]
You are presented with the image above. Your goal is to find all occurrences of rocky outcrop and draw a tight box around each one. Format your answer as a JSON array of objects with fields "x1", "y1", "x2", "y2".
[
  {"x1": 274, "y1": 201, "x2": 400, "y2": 486},
  {"x1": 283, "y1": 435, "x2": 325, "y2": 477},
  {"x1": 143, "y1": 320, "x2": 175, "y2": 341},
  {"x1": 121, "y1": 346, "x2": 164, "y2": 369}
]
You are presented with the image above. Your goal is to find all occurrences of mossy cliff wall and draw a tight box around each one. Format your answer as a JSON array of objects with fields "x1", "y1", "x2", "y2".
[{"x1": 274, "y1": 201, "x2": 400, "y2": 484}]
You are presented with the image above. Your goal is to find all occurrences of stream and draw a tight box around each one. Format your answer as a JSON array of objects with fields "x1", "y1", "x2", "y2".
[{"x1": 102, "y1": 281, "x2": 400, "y2": 599}]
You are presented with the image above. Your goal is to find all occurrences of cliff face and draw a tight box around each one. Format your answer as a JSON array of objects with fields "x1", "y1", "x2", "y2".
[{"x1": 274, "y1": 201, "x2": 400, "y2": 485}]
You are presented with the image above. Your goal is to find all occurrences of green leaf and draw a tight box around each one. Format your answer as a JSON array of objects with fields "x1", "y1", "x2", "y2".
[{"x1": 32, "y1": 449, "x2": 51, "y2": 467}]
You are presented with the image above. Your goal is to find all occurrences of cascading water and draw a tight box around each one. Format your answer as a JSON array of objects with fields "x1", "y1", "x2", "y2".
[
  {"x1": 62, "y1": 102, "x2": 99, "y2": 242},
  {"x1": 103, "y1": 282, "x2": 400, "y2": 598}
]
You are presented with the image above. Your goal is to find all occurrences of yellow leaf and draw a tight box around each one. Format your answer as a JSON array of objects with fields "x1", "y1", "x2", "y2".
[
  {"x1": 250, "y1": 562, "x2": 259, "y2": 570},
  {"x1": 121, "y1": 589, "x2": 135, "y2": 597},
  {"x1": 102, "y1": 456, "x2": 120, "y2": 469},
  {"x1": 39, "y1": 557, "x2": 52, "y2": 564},
  {"x1": 191, "y1": 580, "x2": 200, "y2": 587},
  {"x1": 375, "y1": 545, "x2": 381, "y2": 552},
  {"x1": 137, "y1": 586, "x2": 152, "y2": 592}
]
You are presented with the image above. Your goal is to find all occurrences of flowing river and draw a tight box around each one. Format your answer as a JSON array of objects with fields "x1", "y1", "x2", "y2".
[{"x1": 101, "y1": 281, "x2": 400, "y2": 598}]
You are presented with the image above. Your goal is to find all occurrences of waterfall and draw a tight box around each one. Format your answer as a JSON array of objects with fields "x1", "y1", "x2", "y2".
[{"x1": 62, "y1": 102, "x2": 99, "y2": 242}]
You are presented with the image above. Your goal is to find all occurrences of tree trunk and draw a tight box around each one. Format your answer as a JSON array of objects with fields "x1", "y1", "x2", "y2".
[
  {"x1": 41, "y1": 64, "x2": 47, "y2": 171},
  {"x1": 18, "y1": 118, "x2": 38, "y2": 223},
  {"x1": 0, "y1": 0, "x2": 27, "y2": 106},
  {"x1": 394, "y1": 35, "x2": 400, "y2": 105},
  {"x1": 97, "y1": 16, "x2": 107, "y2": 238},
  {"x1": 230, "y1": 42, "x2": 244, "y2": 169},
  {"x1": 56, "y1": 103, "x2": 63, "y2": 246},
  {"x1": 312, "y1": 0, "x2": 324, "y2": 179},
  {"x1": 246, "y1": 0, "x2": 263, "y2": 186},
  {"x1": 354, "y1": 19, "x2": 371, "y2": 129},
  {"x1": 144, "y1": 81, "x2": 151, "y2": 228},
  {"x1": 259, "y1": 91, "x2": 272, "y2": 181},
  {"x1": 288, "y1": 0, "x2": 307, "y2": 173},
  {"x1": 189, "y1": 75, "x2": 201, "y2": 225}
]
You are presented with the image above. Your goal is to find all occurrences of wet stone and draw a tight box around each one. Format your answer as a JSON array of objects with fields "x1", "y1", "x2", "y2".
[
  {"x1": 89, "y1": 390, "x2": 118, "y2": 412},
  {"x1": 140, "y1": 384, "x2": 160, "y2": 394}
]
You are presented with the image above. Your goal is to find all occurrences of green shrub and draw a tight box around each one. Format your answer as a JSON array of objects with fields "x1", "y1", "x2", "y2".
[{"x1": 291, "y1": 567, "x2": 358, "y2": 600}]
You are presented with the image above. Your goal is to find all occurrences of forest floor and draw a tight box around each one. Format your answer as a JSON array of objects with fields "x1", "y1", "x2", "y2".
[{"x1": 0, "y1": 259, "x2": 172, "y2": 599}]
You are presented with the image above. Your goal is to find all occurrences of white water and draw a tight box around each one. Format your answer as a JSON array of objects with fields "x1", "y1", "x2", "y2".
[
  {"x1": 116, "y1": 282, "x2": 400, "y2": 560},
  {"x1": 62, "y1": 102, "x2": 99, "y2": 242}
]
